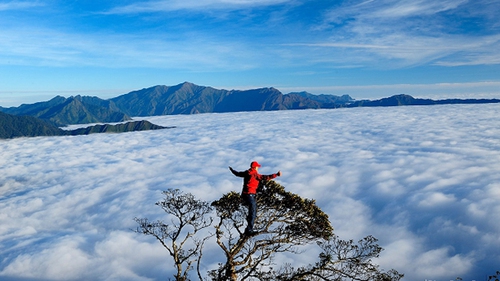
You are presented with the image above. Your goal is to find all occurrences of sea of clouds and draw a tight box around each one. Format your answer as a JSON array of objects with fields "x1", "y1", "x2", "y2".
[{"x1": 1, "y1": 104, "x2": 499, "y2": 281}]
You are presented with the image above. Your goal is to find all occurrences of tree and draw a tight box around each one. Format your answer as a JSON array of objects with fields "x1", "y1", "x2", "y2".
[
  {"x1": 135, "y1": 189, "x2": 213, "y2": 281},
  {"x1": 210, "y1": 180, "x2": 333, "y2": 281},
  {"x1": 273, "y1": 235, "x2": 404, "y2": 281},
  {"x1": 210, "y1": 180, "x2": 402, "y2": 281},
  {"x1": 456, "y1": 270, "x2": 500, "y2": 281},
  {"x1": 136, "y1": 182, "x2": 403, "y2": 281},
  {"x1": 489, "y1": 271, "x2": 500, "y2": 281}
]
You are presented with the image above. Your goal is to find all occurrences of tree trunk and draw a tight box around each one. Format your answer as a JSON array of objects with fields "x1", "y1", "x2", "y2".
[{"x1": 225, "y1": 260, "x2": 237, "y2": 281}]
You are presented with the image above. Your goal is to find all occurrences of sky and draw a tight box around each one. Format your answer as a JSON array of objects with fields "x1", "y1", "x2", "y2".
[
  {"x1": 1, "y1": 104, "x2": 500, "y2": 281},
  {"x1": 1, "y1": 0, "x2": 500, "y2": 106}
]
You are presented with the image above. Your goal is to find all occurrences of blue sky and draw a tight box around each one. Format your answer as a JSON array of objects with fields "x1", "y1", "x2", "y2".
[{"x1": 1, "y1": 0, "x2": 500, "y2": 106}]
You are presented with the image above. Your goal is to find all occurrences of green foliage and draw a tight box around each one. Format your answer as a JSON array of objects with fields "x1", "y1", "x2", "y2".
[
  {"x1": 211, "y1": 180, "x2": 333, "y2": 241},
  {"x1": 211, "y1": 191, "x2": 244, "y2": 219},
  {"x1": 259, "y1": 180, "x2": 333, "y2": 240}
]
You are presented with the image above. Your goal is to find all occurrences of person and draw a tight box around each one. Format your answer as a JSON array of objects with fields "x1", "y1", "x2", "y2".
[{"x1": 229, "y1": 161, "x2": 282, "y2": 235}]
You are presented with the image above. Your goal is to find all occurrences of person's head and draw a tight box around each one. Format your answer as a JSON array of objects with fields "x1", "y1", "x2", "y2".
[{"x1": 250, "y1": 161, "x2": 261, "y2": 170}]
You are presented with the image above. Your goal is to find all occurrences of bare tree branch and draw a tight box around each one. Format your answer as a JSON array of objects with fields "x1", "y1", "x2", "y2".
[{"x1": 135, "y1": 189, "x2": 213, "y2": 281}]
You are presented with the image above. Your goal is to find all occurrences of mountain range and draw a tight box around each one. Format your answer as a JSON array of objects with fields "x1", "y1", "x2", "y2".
[
  {"x1": 0, "y1": 113, "x2": 171, "y2": 139},
  {"x1": 0, "y1": 95, "x2": 131, "y2": 127},
  {"x1": 0, "y1": 82, "x2": 354, "y2": 126},
  {"x1": 1, "y1": 81, "x2": 499, "y2": 139},
  {"x1": 109, "y1": 83, "x2": 353, "y2": 116},
  {"x1": 347, "y1": 94, "x2": 500, "y2": 107}
]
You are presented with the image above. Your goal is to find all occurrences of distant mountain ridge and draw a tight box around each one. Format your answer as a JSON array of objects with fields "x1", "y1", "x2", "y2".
[
  {"x1": 347, "y1": 94, "x2": 500, "y2": 107},
  {"x1": 0, "y1": 95, "x2": 131, "y2": 126},
  {"x1": 2, "y1": 82, "x2": 500, "y2": 130},
  {"x1": 108, "y1": 82, "x2": 355, "y2": 116},
  {"x1": 0, "y1": 111, "x2": 64, "y2": 138},
  {"x1": 110, "y1": 83, "x2": 231, "y2": 116},
  {"x1": 65, "y1": 120, "x2": 173, "y2": 136},
  {"x1": 0, "y1": 111, "x2": 171, "y2": 139}
]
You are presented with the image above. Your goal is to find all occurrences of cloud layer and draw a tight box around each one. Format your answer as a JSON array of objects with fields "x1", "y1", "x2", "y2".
[{"x1": 1, "y1": 104, "x2": 500, "y2": 280}]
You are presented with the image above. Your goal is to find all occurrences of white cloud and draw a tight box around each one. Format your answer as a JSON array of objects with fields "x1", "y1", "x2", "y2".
[
  {"x1": 1, "y1": 236, "x2": 93, "y2": 280},
  {"x1": 1, "y1": 104, "x2": 500, "y2": 280},
  {"x1": 309, "y1": 0, "x2": 500, "y2": 68},
  {"x1": 0, "y1": 25, "x2": 259, "y2": 70},
  {"x1": 414, "y1": 247, "x2": 474, "y2": 278},
  {"x1": 105, "y1": 0, "x2": 291, "y2": 14},
  {"x1": 378, "y1": 235, "x2": 475, "y2": 280},
  {"x1": 368, "y1": 0, "x2": 468, "y2": 19},
  {"x1": 0, "y1": 1, "x2": 43, "y2": 11},
  {"x1": 415, "y1": 192, "x2": 457, "y2": 208}
]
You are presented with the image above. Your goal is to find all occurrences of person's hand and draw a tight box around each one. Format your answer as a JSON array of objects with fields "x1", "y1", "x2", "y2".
[{"x1": 277, "y1": 170, "x2": 282, "y2": 177}]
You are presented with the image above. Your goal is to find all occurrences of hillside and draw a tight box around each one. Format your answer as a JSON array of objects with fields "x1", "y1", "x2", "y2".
[
  {"x1": 0, "y1": 111, "x2": 65, "y2": 138},
  {"x1": 66, "y1": 120, "x2": 173, "y2": 135},
  {"x1": 110, "y1": 83, "x2": 231, "y2": 116},
  {"x1": 287, "y1": 91, "x2": 353, "y2": 108},
  {"x1": 0, "y1": 95, "x2": 131, "y2": 126},
  {"x1": 0, "y1": 111, "x2": 171, "y2": 139}
]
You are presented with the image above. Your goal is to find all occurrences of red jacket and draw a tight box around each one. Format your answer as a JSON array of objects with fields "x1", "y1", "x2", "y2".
[{"x1": 230, "y1": 167, "x2": 278, "y2": 194}]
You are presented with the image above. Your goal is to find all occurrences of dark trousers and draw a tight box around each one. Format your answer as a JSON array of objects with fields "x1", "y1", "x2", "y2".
[{"x1": 242, "y1": 194, "x2": 256, "y2": 232}]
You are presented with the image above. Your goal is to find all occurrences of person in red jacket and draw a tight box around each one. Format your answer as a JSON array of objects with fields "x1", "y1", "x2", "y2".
[{"x1": 229, "y1": 161, "x2": 282, "y2": 235}]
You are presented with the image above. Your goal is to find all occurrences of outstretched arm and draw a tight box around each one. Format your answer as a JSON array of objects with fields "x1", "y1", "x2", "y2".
[
  {"x1": 261, "y1": 170, "x2": 282, "y2": 181},
  {"x1": 229, "y1": 166, "x2": 245, "y2": 177}
]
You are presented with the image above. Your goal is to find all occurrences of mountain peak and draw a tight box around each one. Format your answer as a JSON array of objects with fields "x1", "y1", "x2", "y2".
[{"x1": 180, "y1": 81, "x2": 195, "y2": 87}]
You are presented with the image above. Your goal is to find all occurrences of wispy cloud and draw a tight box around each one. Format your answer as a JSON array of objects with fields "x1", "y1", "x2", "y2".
[
  {"x1": 325, "y1": 0, "x2": 472, "y2": 27},
  {"x1": 307, "y1": 0, "x2": 500, "y2": 67},
  {"x1": 365, "y1": 0, "x2": 468, "y2": 19},
  {"x1": 0, "y1": 25, "x2": 260, "y2": 69},
  {"x1": 299, "y1": 34, "x2": 500, "y2": 67},
  {"x1": 0, "y1": 1, "x2": 43, "y2": 11},
  {"x1": 104, "y1": 0, "x2": 291, "y2": 14},
  {"x1": 0, "y1": 0, "x2": 498, "y2": 76},
  {"x1": 1, "y1": 105, "x2": 500, "y2": 280}
]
